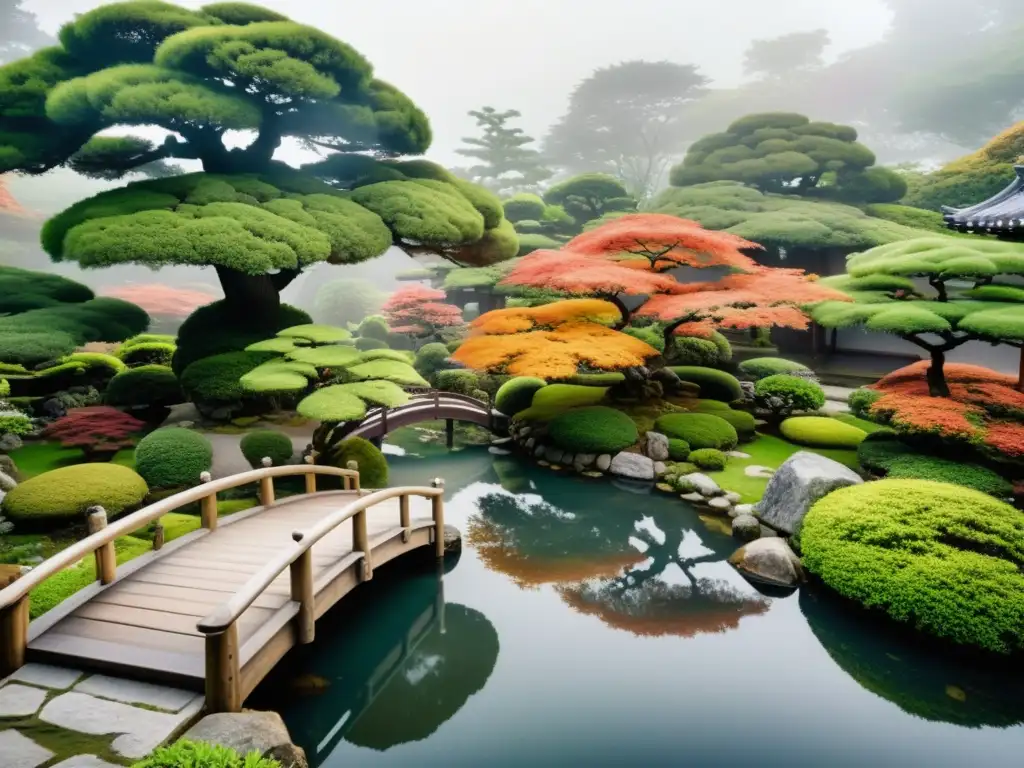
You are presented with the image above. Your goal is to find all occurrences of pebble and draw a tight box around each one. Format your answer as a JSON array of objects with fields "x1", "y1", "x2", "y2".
[
  {"x1": 707, "y1": 497, "x2": 732, "y2": 513},
  {"x1": 724, "y1": 492, "x2": 742, "y2": 504},
  {"x1": 680, "y1": 492, "x2": 704, "y2": 503}
]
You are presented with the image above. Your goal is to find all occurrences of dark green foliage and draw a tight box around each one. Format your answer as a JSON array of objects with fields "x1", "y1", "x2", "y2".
[
  {"x1": 653, "y1": 413, "x2": 739, "y2": 451},
  {"x1": 801, "y1": 480, "x2": 1024, "y2": 654},
  {"x1": 455, "y1": 107, "x2": 552, "y2": 195},
  {"x1": 503, "y1": 193, "x2": 546, "y2": 223},
  {"x1": 357, "y1": 315, "x2": 390, "y2": 341},
  {"x1": 780, "y1": 416, "x2": 866, "y2": 448},
  {"x1": 0, "y1": 331, "x2": 77, "y2": 367},
  {"x1": 2, "y1": 464, "x2": 148, "y2": 526},
  {"x1": 856, "y1": 431, "x2": 908, "y2": 473},
  {"x1": 240, "y1": 429, "x2": 294, "y2": 468},
  {"x1": 547, "y1": 406, "x2": 639, "y2": 454},
  {"x1": 695, "y1": 407, "x2": 757, "y2": 441},
  {"x1": 567, "y1": 372, "x2": 626, "y2": 386},
  {"x1": 413, "y1": 342, "x2": 450, "y2": 379},
  {"x1": 754, "y1": 374, "x2": 825, "y2": 416},
  {"x1": 738, "y1": 357, "x2": 812, "y2": 381},
  {"x1": 329, "y1": 436, "x2": 388, "y2": 488},
  {"x1": 542, "y1": 174, "x2": 637, "y2": 225},
  {"x1": 673, "y1": 337, "x2": 719, "y2": 367},
  {"x1": 135, "y1": 428, "x2": 213, "y2": 490},
  {"x1": 105, "y1": 365, "x2": 183, "y2": 408},
  {"x1": 118, "y1": 341, "x2": 176, "y2": 367},
  {"x1": 516, "y1": 233, "x2": 560, "y2": 256},
  {"x1": 434, "y1": 369, "x2": 479, "y2": 396},
  {"x1": 623, "y1": 326, "x2": 666, "y2": 353},
  {"x1": 689, "y1": 448, "x2": 727, "y2": 471},
  {"x1": 494, "y1": 377, "x2": 546, "y2": 416},
  {"x1": 668, "y1": 366, "x2": 743, "y2": 402},
  {"x1": 848, "y1": 388, "x2": 882, "y2": 419},
  {"x1": 865, "y1": 204, "x2": 958, "y2": 235},
  {"x1": 180, "y1": 350, "x2": 275, "y2": 408},
  {"x1": 354, "y1": 337, "x2": 387, "y2": 351},
  {"x1": 0, "y1": 266, "x2": 92, "y2": 306},
  {"x1": 131, "y1": 739, "x2": 281, "y2": 767},
  {"x1": 173, "y1": 300, "x2": 311, "y2": 376},
  {"x1": 667, "y1": 438, "x2": 690, "y2": 461}
]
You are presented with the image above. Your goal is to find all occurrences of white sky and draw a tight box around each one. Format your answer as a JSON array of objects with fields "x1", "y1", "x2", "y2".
[{"x1": 24, "y1": 0, "x2": 892, "y2": 166}]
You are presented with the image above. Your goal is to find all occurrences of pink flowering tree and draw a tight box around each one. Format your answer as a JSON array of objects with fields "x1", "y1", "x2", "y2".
[{"x1": 382, "y1": 286, "x2": 465, "y2": 345}]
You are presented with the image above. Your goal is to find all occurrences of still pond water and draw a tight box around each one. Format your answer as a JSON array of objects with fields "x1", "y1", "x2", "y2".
[{"x1": 250, "y1": 435, "x2": 1024, "y2": 767}]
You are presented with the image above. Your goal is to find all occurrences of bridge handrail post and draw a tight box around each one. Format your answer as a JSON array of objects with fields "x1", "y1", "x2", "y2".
[
  {"x1": 347, "y1": 460, "x2": 361, "y2": 495},
  {"x1": 200, "y1": 471, "x2": 217, "y2": 531},
  {"x1": 0, "y1": 592, "x2": 29, "y2": 676},
  {"x1": 87, "y1": 507, "x2": 116, "y2": 585},
  {"x1": 399, "y1": 493, "x2": 410, "y2": 543},
  {"x1": 431, "y1": 478, "x2": 445, "y2": 558},
  {"x1": 290, "y1": 532, "x2": 315, "y2": 644},
  {"x1": 258, "y1": 458, "x2": 275, "y2": 506},
  {"x1": 303, "y1": 455, "x2": 316, "y2": 495},
  {"x1": 353, "y1": 507, "x2": 371, "y2": 580},
  {"x1": 434, "y1": 389, "x2": 439, "y2": 418},
  {"x1": 205, "y1": 623, "x2": 241, "y2": 713}
]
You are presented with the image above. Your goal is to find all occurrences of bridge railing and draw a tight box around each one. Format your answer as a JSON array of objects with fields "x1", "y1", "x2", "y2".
[
  {"x1": 196, "y1": 479, "x2": 447, "y2": 713},
  {"x1": 0, "y1": 463, "x2": 360, "y2": 677}
]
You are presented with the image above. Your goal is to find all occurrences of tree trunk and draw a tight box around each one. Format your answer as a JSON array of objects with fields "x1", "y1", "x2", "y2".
[
  {"x1": 604, "y1": 293, "x2": 631, "y2": 330},
  {"x1": 926, "y1": 349, "x2": 950, "y2": 397},
  {"x1": 215, "y1": 266, "x2": 282, "y2": 327}
]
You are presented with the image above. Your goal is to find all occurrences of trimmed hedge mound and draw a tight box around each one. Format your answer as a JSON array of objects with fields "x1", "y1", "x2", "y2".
[
  {"x1": 668, "y1": 438, "x2": 690, "y2": 461},
  {"x1": 2, "y1": 464, "x2": 148, "y2": 526},
  {"x1": 689, "y1": 448, "x2": 727, "y2": 471},
  {"x1": 669, "y1": 366, "x2": 743, "y2": 401},
  {"x1": 738, "y1": 357, "x2": 812, "y2": 381},
  {"x1": 848, "y1": 388, "x2": 882, "y2": 418},
  {"x1": 105, "y1": 365, "x2": 183, "y2": 409},
  {"x1": 330, "y1": 436, "x2": 388, "y2": 488},
  {"x1": 515, "y1": 384, "x2": 607, "y2": 421},
  {"x1": 653, "y1": 413, "x2": 738, "y2": 451},
  {"x1": 180, "y1": 351, "x2": 275, "y2": 410},
  {"x1": 135, "y1": 428, "x2": 213, "y2": 490},
  {"x1": 495, "y1": 377, "x2": 546, "y2": 416},
  {"x1": 801, "y1": 480, "x2": 1024, "y2": 654},
  {"x1": 780, "y1": 416, "x2": 867, "y2": 448},
  {"x1": 696, "y1": 406, "x2": 756, "y2": 441},
  {"x1": 548, "y1": 406, "x2": 639, "y2": 454},
  {"x1": 240, "y1": 430, "x2": 294, "y2": 468},
  {"x1": 755, "y1": 374, "x2": 826, "y2": 415}
]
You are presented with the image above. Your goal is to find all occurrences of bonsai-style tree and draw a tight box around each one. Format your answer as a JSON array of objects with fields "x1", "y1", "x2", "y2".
[
  {"x1": 43, "y1": 405, "x2": 145, "y2": 461},
  {"x1": 542, "y1": 174, "x2": 637, "y2": 230},
  {"x1": 544, "y1": 60, "x2": 709, "y2": 199},
  {"x1": 381, "y1": 286, "x2": 464, "y2": 343},
  {"x1": 0, "y1": 2, "x2": 516, "y2": 329},
  {"x1": 454, "y1": 107, "x2": 552, "y2": 195},
  {"x1": 670, "y1": 113, "x2": 907, "y2": 203},
  {"x1": 812, "y1": 237, "x2": 1024, "y2": 396}
]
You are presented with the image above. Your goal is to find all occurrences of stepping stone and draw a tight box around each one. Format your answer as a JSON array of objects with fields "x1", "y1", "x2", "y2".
[
  {"x1": 4, "y1": 664, "x2": 81, "y2": 690},
  {"x1": 40, "y1": 691, "x2": 202, "y2": 759},
  {"x1": 726, "y1": 451, "x2": 751, "y2": 459},
  {"x1": 744, "y1": 465, "x2": 775, "y2": 478},
  {"x1": 0, "y1": 683, "x2": 48, "y2": 717},
  {"x1": 51, "y1": 758, "x2": 124, "y2": 768},
  {"x1": 74, "y1": 676, "x2": 197, "y2": 713},
  {"x1": 488, "y1": 446, "x2": 511, "y2": 455},
  {"x1": 0, "y1": 729, "x2": 54, "y2": 768}
]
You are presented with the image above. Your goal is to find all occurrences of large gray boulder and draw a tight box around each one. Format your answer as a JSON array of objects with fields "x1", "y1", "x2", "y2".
[
  {"x1": 729, "y1": 538, "x2": 803, "y2": 587},
  {"x1": 182, "y1": 711, "x2": 307, "y2": 768},
  {"x1": 758, "y1": 452, "x2": 862, "y2": 534},
  {"x1": 644, "y1": 431, "x2": 670, "y2": 461},
  {"x1": 609, "y1": 452, "x2": 655, "y2": 480}
]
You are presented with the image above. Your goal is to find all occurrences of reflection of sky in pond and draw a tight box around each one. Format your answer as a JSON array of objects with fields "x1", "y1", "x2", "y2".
[{"x1": 263, "y1": 441, "x2": 1024, "y2": 767}]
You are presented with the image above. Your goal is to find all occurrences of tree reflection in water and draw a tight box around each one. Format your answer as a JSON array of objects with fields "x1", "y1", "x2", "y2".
[{"x1": 468, "y1": 480, "x2": 768, "y2": 638}]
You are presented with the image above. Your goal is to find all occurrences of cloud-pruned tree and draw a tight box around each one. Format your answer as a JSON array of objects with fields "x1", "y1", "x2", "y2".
[
  {"x1": 743, "y1": 30, "x2": 830, "y2": 81},
  {"x1": 454, "y1": 107, "x2": 552, "y2": 196}
]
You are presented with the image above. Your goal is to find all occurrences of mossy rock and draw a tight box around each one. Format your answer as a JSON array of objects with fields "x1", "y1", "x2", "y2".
[
  {"x1": 653, "y1": 412, "x2": 738, "y2": 451},
  {"x1": 494, "y1": 377, "x2": 546, "y2": 416},
  {"x1": 547, "y1": 406, "x2": 639, "y2": 454},
  {"x1": 2, "y1": 464, "x2": 148, "y2": 527},
  {"x1": 780, "y1": 416, "x2": 866, "y2": 449}
]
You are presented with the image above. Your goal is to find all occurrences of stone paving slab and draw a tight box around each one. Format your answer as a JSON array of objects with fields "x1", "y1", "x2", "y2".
[
  {"x1": 4, "y1": 664, "x2": 81, "y2": 690},
  {"x1": 74, "y1": 675, "x2": 196, "y2": 713},
  {"x1": 0, "y1": 683, "x2": 48, "y2": 717},
  {"x1": 39, "y1": 691, "x2": 203, "y2": 759},
  {"x1": 0, "y1": 728, "x2": 55, "y2": 768},
  {"x1": 52, "y1": 757, "x2": 126, "y2": 768}
]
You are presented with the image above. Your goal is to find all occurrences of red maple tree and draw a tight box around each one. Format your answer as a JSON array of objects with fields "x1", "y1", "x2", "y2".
[
  {"x1": 44, "y1": 406, "x2": 145, "y2": 460},
  {"x1": 382, "y1": 285, "x2": 464, "y2": 339}
]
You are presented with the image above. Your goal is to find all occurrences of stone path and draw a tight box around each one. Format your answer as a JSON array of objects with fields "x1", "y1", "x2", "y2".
[
  {"x1": 0, "y1": 664, "x2": 202, "y2": 767},
  {"x1": 820, "y1": 384, "x2": 855, "y2": 415}
]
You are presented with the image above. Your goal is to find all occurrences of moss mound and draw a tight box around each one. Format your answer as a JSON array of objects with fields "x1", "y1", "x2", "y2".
[
  {"x1": 755, "y1": 374, "x2": 826, "y2": 415},
  {"x1": 653, "y1": 413, "x2": 738, "y2": 451},
  {"x1": 180, "y1": 350, "x2": 276, "y2": 412},
  {"x1": 515, "y1": 384, "x2": 607, "y2": 421},
  {"x1": 105, "y1": 365, "x2": 183, "y2": 409},
  {"x1": 547, "y1": 406, "x2": 639, "y2": 454},
  {"x1": 329, "y1": 436, "x2": 388, "y2": 488},
  {"x1": 495, "y1": 377, "x2": 546, "y2": 416},
  {"x1": 780, "y1": 416, "x2": 867, "y2": 448},
  {"x1": 668, "y1": 366, "x2": 743, "y2": 401},
  {"x1": 738, "y1": 357, "x2": 813, "y2": 381},
  {"x1": 134, "y1": 428, "x2": 213, "y2": 490},
  {"x1": 240, "y1": 429, "x2": 294, "y2": 468},
  {"x1": 801, "y1": 480, "x2": 1024, "y2": 654},
  {"x1": 668, "y1": 438, "x2": 691, "y2": 461},
  {"x1": 689, "y1": 448, "x2": 727, "y2": 471},
  {"x1": 2, "y1": 464, "x2": 149, "y2": 526},
  {"x1": 694, "y1": 406, "x2": 756, "y2": 441}
]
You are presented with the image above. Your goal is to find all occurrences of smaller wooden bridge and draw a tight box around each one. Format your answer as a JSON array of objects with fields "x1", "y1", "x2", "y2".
[
  {"x1": 0, "y1": 464, "x2": 449, "y2": 713},
  {"x1": 346, "y1": 390, "x2": 509, "y2": 447}
]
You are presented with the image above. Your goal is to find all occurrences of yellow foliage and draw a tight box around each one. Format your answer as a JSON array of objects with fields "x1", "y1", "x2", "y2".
[
  {"x1": 946, "y1": 120, "x2": 1024, "y2": 172},
  {"x1": 470, "y1": 299, "x2": 622, "y2": 335}
]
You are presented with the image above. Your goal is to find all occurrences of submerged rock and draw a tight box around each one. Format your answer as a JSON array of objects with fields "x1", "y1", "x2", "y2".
[
  {"x1": 610, "y1": 452, "x2": 655, "y2": 480},
  {"x1": 729, "y1": 538, "x2": 803, "y2": 587},
  {"x1": 732, "y1": 514, "x2": 761, "y2": 541},
  {"x1": 645, "y1": 431, "x2": 670, "y2": 461},
  {"x1": 656, "y1": 482, "x2": 676, "y2": 493},
  {"x1": 758, "y1": 452, "x2": 863, "y2": 535},
  {"x1": 443, "y1": 524, "x2": 462, "y2": 555}
]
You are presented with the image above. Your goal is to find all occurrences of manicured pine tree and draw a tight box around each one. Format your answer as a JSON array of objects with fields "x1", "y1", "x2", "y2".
[{"x1": 455, "y1": 107, "x2": 552, "y2": 195}]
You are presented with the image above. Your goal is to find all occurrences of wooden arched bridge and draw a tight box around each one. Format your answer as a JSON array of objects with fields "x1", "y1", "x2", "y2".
[
  {"x1": 0, "y1": 465, "x2": 451, "y2": 713},
  {"x1": 345, "y1": 390, "x2": 509, "y2": 447}
]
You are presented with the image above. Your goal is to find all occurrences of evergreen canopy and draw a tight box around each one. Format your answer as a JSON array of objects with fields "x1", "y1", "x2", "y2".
[
  {"x1": 670, "y1": 113, "x2": 906, "y2": 203},
  {"x1": 454, "y1": 107, "x2": 552, "y2": 195}
]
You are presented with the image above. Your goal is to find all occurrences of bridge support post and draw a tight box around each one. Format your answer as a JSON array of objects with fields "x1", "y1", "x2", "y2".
[
  {"x1": 353, "y1": 509, "x2": 372, "y2": 581},
  {"x1": 445, "y1": 419, "x2": 454, "y2": 449},
  {"x1": 259, "y1": 458, "x2": 275, "y2": 506},
  {"x1": 303, "y1": 456, "x2": 317, "y2": 495},
  {"x1": 200, "y1": 472, "x2": 218, "y2": 531},
  {"x1": 205, "y1": 623, "x2": 241, "y2": 714},
  {"x1": 0, "y1": 594, "x2": 28, "y2": 676},
  {"x1": 290, "y1": 538, "x2": 315, "y2": 645},
  {"x1": 87, "y1": 507, "x2": 116, "y2": 585},
  {"x1": 400, "y1": 494, "x2": 410, "y2": 543},
  {"x1": 431, "y1": 478, "x2": 446, "y2": 558}
]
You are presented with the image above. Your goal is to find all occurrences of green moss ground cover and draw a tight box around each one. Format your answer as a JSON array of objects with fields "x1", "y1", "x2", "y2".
[{"x1": 8, "y1": 442, "x2": 136, "y2": 478}]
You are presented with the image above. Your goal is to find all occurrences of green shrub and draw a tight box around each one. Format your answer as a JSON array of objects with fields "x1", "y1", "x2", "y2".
[
  {"x1": 105, "y1": 365, "x2": 183, "y2": 409},
  {"x1": 623, "y1": 326, "x2": 665, "y2": 353},
  {"x1": 514, "y1": 384, "x2": 608, "y2": 421},
  {"x1": 329, "y1": 436, "x2": 388, "y2": 488},
  {"x1": 435, "y1": 369, "x2": 479, "y2": 396},
  {"x1": 692, "y1": 404, "x2": 756, "y2": 440},
  {"x1": 691, "y1": 399, "x2": 730, "y2": 411},
  {"x1": 495, "y1": 377, "x2": 547, "y2": 416},
  {"x1": 64, "y1": 352, "x2": 127, "y2": 380},
  {"x1": 2, "y1": 464, "x2": 148, "y2": 526},
  {"x1": 135, "y1": 428, "x2": 213, "y2": 490},
  {"x1": 856, "y1": 432, "x2": 907, "y2": 472},
  {"x1": 118, "y1": 341, "x2": 176, "y2": 367},
  {"x1": 780, "y1": 416, "x2": 867, "y2": 448},
  {"x1": 673, "y1": 337, "x2": 719, "y2": 367},
  {"x1": 0, "y1": 378, "x2": 8, "y2": 398},
  {"x1": 240, "y1": 430, "x2": 294, "y2": 468},
  {"x1": 848, "y1": 388, "x2": 882, "y2": 419},
  {"x1": 0, "y1": 331, "x2": 78, "y2": 367},
  {"x1": 689, "y1": 448, "x2": 727, "y2": 471},
  {"x1": 414, "y1": 342, "x2": 450, "y2": 378},
  {"x1": 121, "y1": 334, "x2": 176, "y2": 349},
  {"x1": 548, "y1": 406, "x2": 639, "y2": 454},
  {"x1": 754, "y1": 374, "x2": 826, "y2": 416},
  {"x1": 354, "y1": 336, "x2": 388, "y2": 351},
  {"x1": 180, "y1": 351, "x2": 276, "y2": 409},
  {"x1": 668, "y1": 438, "x2": 690, "y2": 461},
  {"x1": 653, "y1": 413, "x2": 738, "y2": 451},
  {"x1": 567, "y1": 372, "x2": 627, "y2": 386},
  {"x1": 708, "y1": 331, "x2": 732, "y2": 363},
  {"x1": 668, "y1": 367, "x2": 743, "y2": 401},
  {"x1": 738, "y1": 357, "x2": 813, "y2": 381},
  {"x1": 357, "y1": 315, "x2": 391, "y2": 341},
  {"x1": 0, "y1": 409, "x2": 32, "y2": 436},
  {"x1": 131, "y1": 740, "x2": 281, "y2": 768},
  {"x1": 801, "y1": 480, "x2": 1024, "y2": 654},
  {"x1": 884, "y1": 455, "x2": 1014, "y2": 497}
]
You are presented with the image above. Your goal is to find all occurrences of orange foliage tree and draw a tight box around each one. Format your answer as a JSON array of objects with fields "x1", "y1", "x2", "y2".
[{"x1": 381, "y1": 285, "x2": 464, "y2": 340}]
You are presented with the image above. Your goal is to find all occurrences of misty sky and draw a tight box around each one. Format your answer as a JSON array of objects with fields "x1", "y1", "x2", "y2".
[{"x1": 25, "y1": 0, "x2": 892, "y2": 166}]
